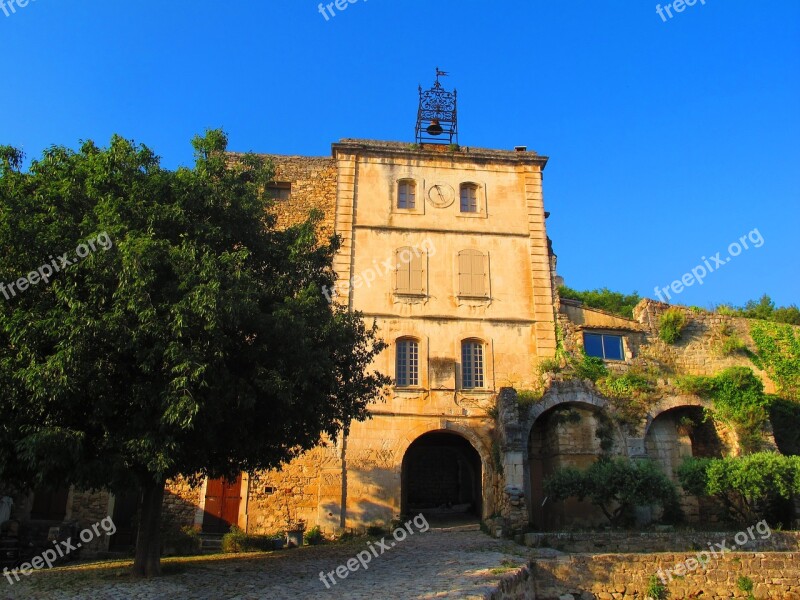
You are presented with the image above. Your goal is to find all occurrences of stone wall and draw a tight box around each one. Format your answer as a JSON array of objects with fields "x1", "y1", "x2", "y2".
[
  {"x1": 262, "y1": 155, "x2": 337, "y2": 240},
  {"x1": 632, "y1": 300, "x2": 777, "y2": 388},
  {"x1": 488, "y1": 565, "x2": 536, "y2": 600},
  {"x1": 531, "y1": 552, "x2": 800, "y2": 600},
  {"x1": 67, "y1": 488, "x2": 112, "y2": 553},
  {"x1": 162, "y1": 476, "x2": 203, "y2": 529},
  {"x1": 522, "y1": 530, "x2": 800, "y2": 553}
]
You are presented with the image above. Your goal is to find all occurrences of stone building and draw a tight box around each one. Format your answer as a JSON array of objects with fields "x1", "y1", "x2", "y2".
[{"x1": 3, "y1": 77, "x2": 797, "y2": 552}]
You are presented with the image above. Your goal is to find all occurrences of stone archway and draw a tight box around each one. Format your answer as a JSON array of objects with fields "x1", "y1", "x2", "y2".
[
  {"x1": 644, "y1": 403, "x2": 726, "y2": 523},
  {"x1": 527, "y1": 400, "x2": 625, "y2": 531},
  {"x1": 401, "y1": 431, "x2": 483, "y2": 525}
]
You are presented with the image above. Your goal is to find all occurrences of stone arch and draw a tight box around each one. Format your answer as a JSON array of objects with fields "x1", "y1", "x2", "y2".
[
  {"x1": 399, "y1": 422, "x2": 492, "y2": 522},
  {"x1": 524, "y1": 384, "x2": 626, "y2": 530},
  {"x1": 521, "y1": 383, "x2": 624, "y2": 450},
  {"x1": 642, "y1": 396, "x2": 709, "y2": 439},
  {"x1": 643, "y1": 397, "x2": 730, "y2": 524}
]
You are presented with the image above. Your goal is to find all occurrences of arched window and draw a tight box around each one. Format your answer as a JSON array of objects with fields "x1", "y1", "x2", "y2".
[
  {"x1": 397, "y1": 179, "x2": 416, "y2": 209},
  {"x1": 395, "y1": 246, "x2": 426, "y2": 295},
  {"x1": 460, "y1": 183, "x2": 479, "y2": 213},
  {"x1": 396, "y1": 338, "x2": 420, "y2": 387},
  {"x1": 461, "y1": 339, "x2": 484, "y2": 389}
]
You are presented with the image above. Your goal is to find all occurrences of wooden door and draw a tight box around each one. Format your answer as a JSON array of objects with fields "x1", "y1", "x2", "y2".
[{"x1": 203, "y1": 475, "x2": 242, "y2": 533}]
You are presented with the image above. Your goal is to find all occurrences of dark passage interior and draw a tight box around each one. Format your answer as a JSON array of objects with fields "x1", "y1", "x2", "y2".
[{"x1": 401, "y1": 431, "x2": 482, "y2": 522}]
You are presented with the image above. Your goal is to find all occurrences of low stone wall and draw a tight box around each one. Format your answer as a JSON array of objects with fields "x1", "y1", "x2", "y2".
[
  {"x1": 532, "y1": 552, "x2": 800, "y2": 600},
  {"x1": 522, "y1": 530, "x2": 800, "y2": 553},
  {"x1": 489, "y1": 565, "x2": 535, "y2": 600}
]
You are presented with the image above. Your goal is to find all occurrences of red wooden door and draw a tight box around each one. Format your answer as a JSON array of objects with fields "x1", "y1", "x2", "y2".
[{"x1": 203, "y1": 475, "x2": 242, "y2": 533}]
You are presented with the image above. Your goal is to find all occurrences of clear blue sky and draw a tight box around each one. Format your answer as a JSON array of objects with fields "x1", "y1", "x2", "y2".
[{"x1": 2, "y1": 1, "x2": 798, "y2": 308}]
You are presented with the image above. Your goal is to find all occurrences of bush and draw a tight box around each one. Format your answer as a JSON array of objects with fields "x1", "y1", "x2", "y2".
[
  {"x1": 597, "y1": 370, "x2": 655, "y2": 400},
  {"x1": 544, "y1": 458, "x2": 681, "y2": 527},
  {"x1": 221, "y1": 526, "x2": 279, "y2": 553},
  {"x1": 304, "y1": 526, "x2": 323, "y2": 545},
  {"x1": 517, "y1": 389, "x2": 544, "y2": 407},
  {"x1": 571, "y1": 351, "x2": 608, "y2": 382},
  {"x1": 677, "y1": 453, "x2": 800, "y2": 526},
  {"x1": 645, "y1": 574, "x2": 670, "y2": 600},
  {"x1": 658, "y1": 308, "x2": 687, "y2": 344},
  {"x1": 676, "y1": 367, "x2": 769, "y2": 454},
  {"x1": 161, "y1": 524, "x2": 202, "y2": 556}
]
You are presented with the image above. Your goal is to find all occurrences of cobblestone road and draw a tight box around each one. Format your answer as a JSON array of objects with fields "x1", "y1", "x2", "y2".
[{"x1": 2, "y1": 528, "x2": 528, "y2": 600}]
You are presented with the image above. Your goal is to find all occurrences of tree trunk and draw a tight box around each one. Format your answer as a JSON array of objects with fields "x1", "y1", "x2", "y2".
[{"x1": 132, "y1": 478, "x2": 166, "y2": 578}]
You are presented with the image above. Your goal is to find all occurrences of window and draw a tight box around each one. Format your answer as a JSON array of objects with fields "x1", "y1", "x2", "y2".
[
  {"x1": 461, "y1": 340, "x2": 484, "y2": 389},
  {"x1": 583, "y1": 333, "x2": 624, "y2": 361},
  {"x1": 395, "y1": 246, "x2": 426, "y2": 295},
  {"x1": 266, "y1": 182, "x2": 291, "y2": 201},
  {"x1": 460, "y1": 183, "x2": 479, "y2": 213},
  {"x1": 396, "y1": 338, "x2": 419, "y2": 387},
  {"x1": 458, "y1": 249, "x2": 488, "y2": 297},
  {"x1": 397, "y1": 180, "x2": 416, "y2": 209}
]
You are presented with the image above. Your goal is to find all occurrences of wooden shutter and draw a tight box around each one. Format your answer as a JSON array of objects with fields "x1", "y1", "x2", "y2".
[
  {"x1": 409, "y1": 253, "x2": 425, "y2": 294},
  {"x1": 459, "y1": 250, "x2": 486, "y2": 297}
]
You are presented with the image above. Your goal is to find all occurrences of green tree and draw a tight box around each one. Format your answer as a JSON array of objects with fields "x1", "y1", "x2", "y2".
[
  {"x1": 558, "y1": 286, "x2": 642, "y2": 319},
  {"x1": 678, "y1": 453, "x2": 800, "y2": 525},
  {"x1": 0, "y1": 132, "x2": 390, "y2": 577},
  {"x1": 543, "y1": 458, "x2": 681, "y2": 526}
]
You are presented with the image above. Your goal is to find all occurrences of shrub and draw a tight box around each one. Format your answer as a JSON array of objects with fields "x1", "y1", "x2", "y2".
[
  {"x1": 544, "y1": 458, "x2": 681, "y2": 527},
  {"x1": 304, "y1": 525, "x2": 323, "y2": 545},
  {"x1": 571, "y1": 351, "x2": 608, "y2": 382},
  {"x1": 645, "y1": 574, "x2": 670, "y2": 600},
  {"x1": 161, "y1": 525, "x2": 202, "y2": 556},
  {"x1": 221, "y1": 526, "x2": 278, "y2": 553},
  {"x1": 737, "y1": 575, "x2": 755, "y2": 600},
  {"x1": 517, "y1": 389, "x2": 544, "y2": 407},
  {"x1": 658, "y1": 308, "x2": 687, "y2": 344},
  {"x1": 597, "y1": 370, "x2": 655, "y2": 400},
  {"x1": 676, "y1": 367, "x2": 769, "y2": 454},
  {"x1": 677, "y1": 453, "x2": 800, "y2": 526}
]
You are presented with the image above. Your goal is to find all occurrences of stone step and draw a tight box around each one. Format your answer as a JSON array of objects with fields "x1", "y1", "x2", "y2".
[{"x1": 199, "y1": 533, "x2": 224, "y2": 552}]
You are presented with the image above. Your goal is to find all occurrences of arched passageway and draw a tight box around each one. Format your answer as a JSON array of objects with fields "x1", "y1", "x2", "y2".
[
  {"x1": 645, "y1": 405, "x2": 724, "y2": 522},
  {"x1": 528, "y1": 403, "x2": 625, "y2": 530},
  {"x1": 401, "y1": 431, "x2": 482, "y2": 524}
]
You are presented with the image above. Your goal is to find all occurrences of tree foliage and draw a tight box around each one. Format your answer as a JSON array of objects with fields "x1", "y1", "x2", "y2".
[
  {"x1": 717, "y1": 294, "x2": 800, "y2": 325},
  {"x1": 677, "y1": 453, "x2": 800, "y2": 526},
  {"x1": 0, "y1": 131, "x2": 390, "y2": 576},
  {"x1": 558, "y1": 286, "x2": 642, "y2": 319},
  {"x1": 543, "y1": 458, "x2": 681, "y2": 526}
]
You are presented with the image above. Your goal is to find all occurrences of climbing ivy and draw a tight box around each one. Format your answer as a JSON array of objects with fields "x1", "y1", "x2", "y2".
[
  {"x1": 749, "y1": 321, "x2": 800, "y2": 400},
  {"x1": 676, "y1": 367, "x2": 769, "y2": 453}
]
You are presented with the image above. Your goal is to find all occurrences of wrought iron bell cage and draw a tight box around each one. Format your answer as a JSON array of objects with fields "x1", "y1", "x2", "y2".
[{"x1": 415, "y1": 68, "x2": 458, "y2": 145}]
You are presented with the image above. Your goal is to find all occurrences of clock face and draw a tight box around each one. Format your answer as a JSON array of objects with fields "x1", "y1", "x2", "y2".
[{"x1": 427, "y1": 183, "x2": 455, "y2": 208}]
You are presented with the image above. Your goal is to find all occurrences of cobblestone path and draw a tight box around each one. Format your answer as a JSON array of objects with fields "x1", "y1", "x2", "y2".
[{"x1": 2, "y1": 528, "x2": 528, "y2": 599}]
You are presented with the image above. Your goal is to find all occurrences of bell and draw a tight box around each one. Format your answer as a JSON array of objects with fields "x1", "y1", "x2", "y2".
[{"x1": 426, "y1": 119, "x2": 444, "y2": 136}]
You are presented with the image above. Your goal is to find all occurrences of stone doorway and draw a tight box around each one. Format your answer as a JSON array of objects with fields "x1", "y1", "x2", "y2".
[{"x1": 401, "y1": 431, "x2": 482, "y2": 525}]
